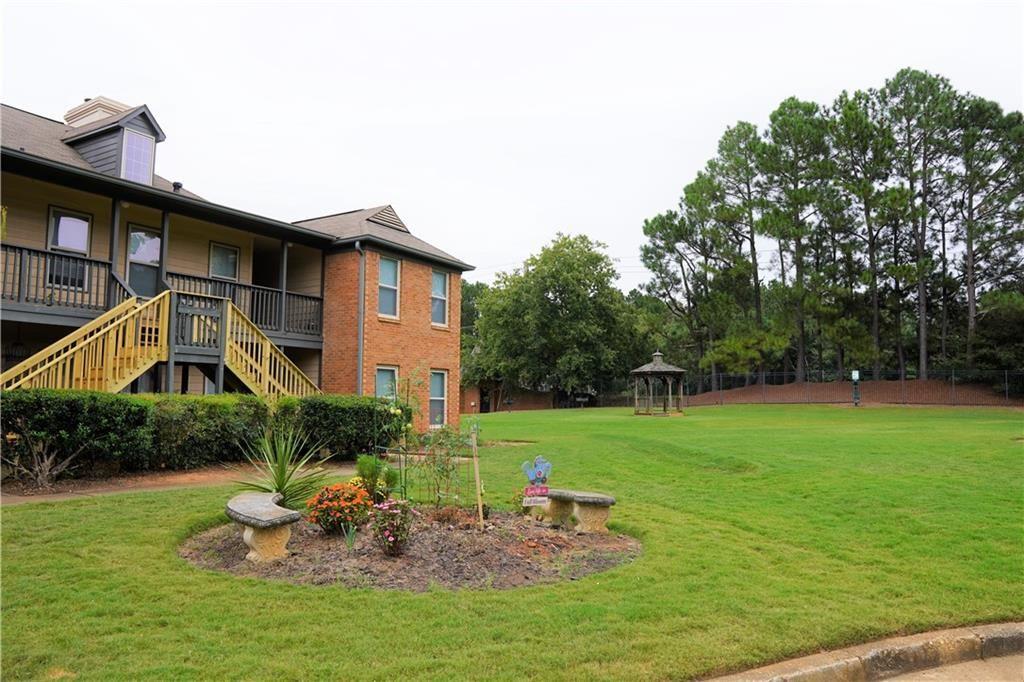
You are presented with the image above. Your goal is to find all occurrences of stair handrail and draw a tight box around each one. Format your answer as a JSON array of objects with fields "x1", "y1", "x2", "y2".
[
  {"x1": 109, "y1": 271, "x2": 135, "y2": 307},
  {"x1": 224, "y1": 302, "x2": 320, "y2": 397},
  {"x1": 2, "y1": 291, "x2": 172, "y2": 392},
  {"x1": 0, "y1": 296, "x2": 139, "y2": 389}
]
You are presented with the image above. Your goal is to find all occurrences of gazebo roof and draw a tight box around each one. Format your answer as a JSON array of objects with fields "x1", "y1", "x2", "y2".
[{"x1": 630, "y1": 351, "x2": 686, "y2": 376}]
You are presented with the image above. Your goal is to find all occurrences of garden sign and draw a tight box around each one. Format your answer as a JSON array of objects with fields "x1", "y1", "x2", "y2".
[{"x1": 521, "y1": 456, "x2": 551, "y2": 507}]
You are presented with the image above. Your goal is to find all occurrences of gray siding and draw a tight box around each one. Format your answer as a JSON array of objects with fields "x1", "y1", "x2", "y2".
[
  {"x1": 124, "y1": 116, "x2": 158, "y2": 138},
  {"x1": 70, "y1": 129, "x2": 122, "y2": 176}
]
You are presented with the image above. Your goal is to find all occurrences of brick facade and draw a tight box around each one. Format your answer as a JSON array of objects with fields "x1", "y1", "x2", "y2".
[
  {"x1": 459, "y1": 382, "x2": 555, "y2": 414},
  {"x1": 321, "y1": 248, "x2": 462, "y2": 430}
]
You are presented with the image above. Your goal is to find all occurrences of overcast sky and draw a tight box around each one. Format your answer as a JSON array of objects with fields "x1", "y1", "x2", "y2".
[{"x1": 3, "y1": 1, "x2": 1022, "y2": 291}]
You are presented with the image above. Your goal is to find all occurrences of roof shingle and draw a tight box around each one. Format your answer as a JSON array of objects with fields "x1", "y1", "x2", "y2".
[{"x1": 295, "y1": 206, "x2": 473, "y2": 271}]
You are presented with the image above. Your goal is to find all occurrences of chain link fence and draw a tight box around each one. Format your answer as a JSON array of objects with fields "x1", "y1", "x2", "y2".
[{"x1": 587, "y1": 370, "x2": 1024, "y2": 408}]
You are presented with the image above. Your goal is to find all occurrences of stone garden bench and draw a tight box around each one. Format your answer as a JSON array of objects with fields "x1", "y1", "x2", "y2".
[
  {"x1": 225, "y1": 492, "x2": 301, "y2": 562},
  {"x1": 545, "y1": 489, "x2": 616, "y2": 533}
]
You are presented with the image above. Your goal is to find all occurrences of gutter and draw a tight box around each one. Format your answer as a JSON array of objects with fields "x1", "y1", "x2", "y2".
[
  {"x1": 3, "y1": 148, "x2": 476, "y2": 271},
  {"x1": 355, "y1": 240, "x2": 366, "y2": 396},
  {"x1": 329, "y1": 234, "x2": 475, "y2": 273},
  {"x1": 1, "y1": 148, "x2": 335, "y2": 247}
]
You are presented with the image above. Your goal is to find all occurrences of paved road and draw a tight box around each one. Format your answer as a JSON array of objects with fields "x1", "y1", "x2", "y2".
[{"x1": 891, "y1": 655, "x2": 1023, "y2": 681}]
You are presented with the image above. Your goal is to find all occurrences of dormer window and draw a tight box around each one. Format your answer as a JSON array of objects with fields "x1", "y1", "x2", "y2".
[{"x1": 121, "y1": 129, "x2": 155, "y2": 184}]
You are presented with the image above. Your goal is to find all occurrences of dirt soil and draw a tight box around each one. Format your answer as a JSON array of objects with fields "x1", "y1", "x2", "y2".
[
  {"x1": 180, "y1": 509, "x2": 641, "y2": 591},
  {"x1": 684, "y1": 378, "x2": 1021, "y2": 407}
]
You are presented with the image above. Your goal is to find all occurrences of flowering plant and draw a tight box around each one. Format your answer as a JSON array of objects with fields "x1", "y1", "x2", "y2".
[
  {"x1": 305, "y1": 483, "x2": 373, "y2": 536},
  {"x1": 370, "y1": 499, "x2": 418, "y2": 556}
]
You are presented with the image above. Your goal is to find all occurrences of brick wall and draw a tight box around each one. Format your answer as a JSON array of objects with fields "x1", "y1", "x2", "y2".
[
  {"x1": 460, "y1": 384, "x2": 481, "y2": 414},
  {"x1": 321, "y1": 251, "x2": 361, "y2": 394},
  {"x1": 459, "y1": 382, "x2": 555, "y2": 414},
  {"x1": 321, "y1": 247, "x2": 462, "y2": 430}
]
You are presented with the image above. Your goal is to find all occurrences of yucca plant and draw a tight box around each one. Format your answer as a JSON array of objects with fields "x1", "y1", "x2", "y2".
[{"x1": 236, "y1": 426, "x2": 330, "y2": 509}]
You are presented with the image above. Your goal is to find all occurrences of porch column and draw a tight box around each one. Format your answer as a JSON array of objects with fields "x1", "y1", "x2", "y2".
[
  {"x1": 278, "y1": 241, "x2": 289, "y2": 332},
  {"x1": 165, "y1": 291, "x2": 177, "y2": 393},
  {"x1": 107, "y1": 199, "x2": 122, "y2": 307},
  {"x1": 159, "y1": 210, "x2": 170, "y2": 289}
]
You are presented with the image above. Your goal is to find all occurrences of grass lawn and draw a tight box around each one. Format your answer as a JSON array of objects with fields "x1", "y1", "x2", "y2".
[{"x1": 2, "y1": 405, "x2": 1022, "y2": 680}]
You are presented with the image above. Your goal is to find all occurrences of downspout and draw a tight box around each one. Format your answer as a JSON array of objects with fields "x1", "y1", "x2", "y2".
[{"x1": 355, "y1": 240, "x2": 366, "y2": 396}]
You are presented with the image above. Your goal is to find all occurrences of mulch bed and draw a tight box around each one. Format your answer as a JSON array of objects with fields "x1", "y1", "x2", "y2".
[{"x1": 180, "y1": 509, "x2": 641, "y2": 591}]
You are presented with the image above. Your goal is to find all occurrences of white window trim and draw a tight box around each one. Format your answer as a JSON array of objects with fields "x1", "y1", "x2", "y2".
[
  {"x1": 429, "y1": 369, "x2": 448, "y2": 428},
  {"x1": 47, "y1": 206, "x2": 92, "y2": 256},
  {"x1": 378, "y1": 256, "x2": 401, "y2": 319},
  {"x1": 120, "y1": 129, "x2": 156, "y2": 184},
  {"x1": 375, "y1": 365, "x2": 400, "y2": 399},
  {"x1": 209, "y1": 242, "x2": 240, "y2": 282},
  {"x1": 431, "y1": 270, "x2": 449, "y2": 327}
]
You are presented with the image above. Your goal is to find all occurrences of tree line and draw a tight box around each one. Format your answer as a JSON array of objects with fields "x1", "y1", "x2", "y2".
[
  {"x1": 463, "y1": 68, "x2": 1023, "y2": 399},
  {"x1": 642, "y1": 67, "x2": 1022, "y2": 385}
]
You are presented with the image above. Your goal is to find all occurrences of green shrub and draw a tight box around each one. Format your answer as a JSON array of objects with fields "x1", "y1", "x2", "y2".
[
  {"x1": 370, "y1": 499, "x2": 418, "y2": 555},
  {"x1": 0, "y1": 390, "x2": 153, "y2": 478},
  {"x1": 145, "y1": 393, "x2": 270, "y2": 469},
  {"x1": 354, "y1": 453, "x2": 401, "y2": 502},
  {"x1": 236, "y1": 425, "x2": 330, "y2": 509},
  {"x1": 0, "y1": 389, "x2": 408, "y2": 483},
  {"x1": 292, "y1": 395, "x2": 410, "y2": 460}
]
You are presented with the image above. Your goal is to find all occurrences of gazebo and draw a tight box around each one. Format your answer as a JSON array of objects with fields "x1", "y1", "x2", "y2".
[{"x1": 630, "y1": 351, "x2": 686, "y2": 415}]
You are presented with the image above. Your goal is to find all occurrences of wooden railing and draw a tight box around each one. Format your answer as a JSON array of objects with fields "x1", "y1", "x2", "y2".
[
  {"x1": 285, "y1": 292, "x2": 324, "y2": 335},
  {"x1": 1, "y1": 244, "x2": 117, "y2": 312},
  {"x1": 174, "y1": 293, "x2": 223, "y2": 351},
  {"x1": 110, "y1": 272, "x2": 134, "y2": 306},
  {"x1": 225, "y1": 302, "x2": 320, "y2": 398},
  {"x1": 1, "y1": 288, "x2": 318, "y2": 398},
  {"x1": 166, "y1": 271, "x2": 322, "y2": 337},
  {"x1": 0, "y1": 292, "x2": 171, "y2": 392}
]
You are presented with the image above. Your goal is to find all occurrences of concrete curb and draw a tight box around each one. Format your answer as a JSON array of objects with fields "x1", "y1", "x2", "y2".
[{"x1": 711, "y1": 622, "x2": 1024, "y2": 681}]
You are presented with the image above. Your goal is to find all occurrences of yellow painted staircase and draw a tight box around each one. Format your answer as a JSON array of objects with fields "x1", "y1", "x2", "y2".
[{"x1": 0, "y1": 290, "x2": 319, "y2": 398}]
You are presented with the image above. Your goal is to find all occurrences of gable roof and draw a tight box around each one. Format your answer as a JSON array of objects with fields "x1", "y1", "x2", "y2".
[
  {"x1": 61, "y1": 104, "x2": 166, "y2": 143},
  {"x1": 295, "y1": 205, "x2": 473, "y2": 271},
  {"x1": 2, "y1": 104, "x2": 473, "y2": 271},
  {"x1": 2, "y1": 104, "x2": 198, "y2": 198}
]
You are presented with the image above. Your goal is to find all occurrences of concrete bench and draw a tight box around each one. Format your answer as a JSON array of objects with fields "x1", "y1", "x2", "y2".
[
  {"x1": 545, "y1": 489, "x2": 616, "y2": 533},
  {"x1": 225, "y1": 492, "x2": 302, "y2": 562}
]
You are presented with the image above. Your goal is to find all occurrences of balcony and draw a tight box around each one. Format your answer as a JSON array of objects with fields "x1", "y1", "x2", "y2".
[
  {"x1": 0, "y1": 244, "x2": 132, "y2": 322},
  {"x1": 166, "y1": 272, "x2": 323, "y2": 339},
  {"x1": 1, "y1": 244, "x2": 322, "y2": 341}
]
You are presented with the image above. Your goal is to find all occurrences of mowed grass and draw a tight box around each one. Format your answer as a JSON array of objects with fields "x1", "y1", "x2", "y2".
[{"x1": 2, "y1": 405, "x2": 1022, "y2": 680}]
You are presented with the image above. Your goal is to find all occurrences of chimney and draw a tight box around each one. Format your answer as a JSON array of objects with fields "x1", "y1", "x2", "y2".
[
  {"x1": 172, "y1": 182, "x2": 183, "y2": 193},
  {"x1": 64, "y1": 96, "x2": 132, "y2": 127}
]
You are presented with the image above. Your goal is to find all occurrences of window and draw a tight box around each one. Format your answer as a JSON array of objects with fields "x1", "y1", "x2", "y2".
[
  {"x1": 378, "y1": 257, "x2": 400, "y2": 317},
  {"x1": 429, "y1": 370, "x2": 447, "y2": 426},
  {"x1": 48, "y1": 208, "x2": 90, "y2": 254},
  {"x1": 47, "y1": 208, "x2": 91, "y2": 289},
  {"x1": 127, "y1": 225, "x2": 161, "y2": 297},
  {"x1": 209, "y1": 242, "x2": 239, "y2": 281},
  {"x1": 431, "y1": 271, "x2": 448, "y2": 325},
  {"x1": 375, "y1": 367, "x2": 398, "y2": 399},
  {"x1": 121, "y1": 130, "x2": 155, "y2": 184}
]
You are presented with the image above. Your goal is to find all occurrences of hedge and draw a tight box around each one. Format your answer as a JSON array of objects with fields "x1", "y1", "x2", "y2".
[
  {"x1": 280, "y1": 394, "x2": 411, "y2": 457},
  {"x1": 0, "y1": 390, "x2": 410, "y2": 480},
  {"x1": 140, "y1": 394, "x2": 271, "y2": 470},
  {"x1": 0, "y1": 389, "x2": 152, "y2": 475}
]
